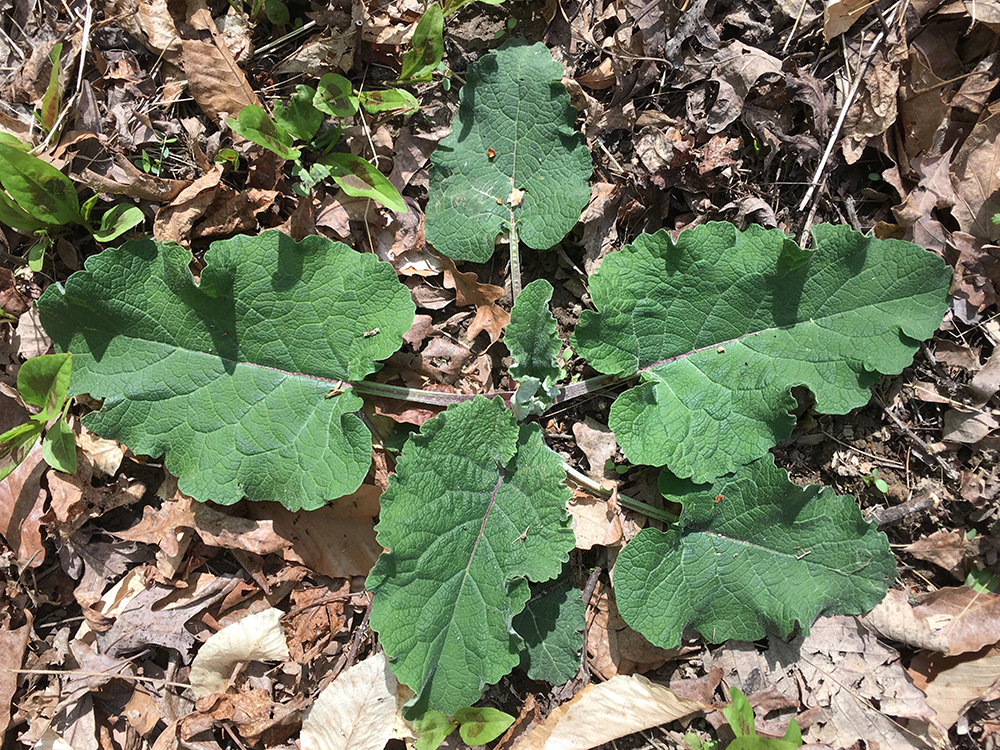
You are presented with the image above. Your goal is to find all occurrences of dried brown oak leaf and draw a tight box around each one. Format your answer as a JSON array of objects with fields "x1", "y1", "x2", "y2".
[{"x1": 440, "y1": 256, "x2": 509, "y2": 344}]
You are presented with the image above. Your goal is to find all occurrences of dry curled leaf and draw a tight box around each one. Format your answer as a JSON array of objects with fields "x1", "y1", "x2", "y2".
[
  {"x1": 513, "y1": 674, "x2": 706, "y2": 750},
  {"x1": 153, "y1": 166, "x2": 223, "y2": 244},
  {"x1": 189, "y1": 608, "x2": 290, "y2": 698},
  {"x1": 863, "y1": 587, "x2": 1000, "y2": 655},
  {"x1": 909, "y1": 646, "x2": 1000, "y2": 734},
  {"x1": 300, "y1": 652, "x2": 399, "y2": 750},
  {"x1": 440, "y1": 256, "x2": 509, "y2": 344},
  {"x1": 903, "y1": 529, "x2": 969, "y2": 578}
]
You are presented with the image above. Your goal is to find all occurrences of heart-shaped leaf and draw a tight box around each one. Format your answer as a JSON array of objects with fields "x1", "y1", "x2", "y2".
[
  {"x1": 37, "y1": 230, "x2": 414, "y2": 510},
  {"x1": 574, "y1": 223, "x2": 951, "y2": 483},
  {"x1": 425, "y1": 41, "x2": 591, "y2": 262}
]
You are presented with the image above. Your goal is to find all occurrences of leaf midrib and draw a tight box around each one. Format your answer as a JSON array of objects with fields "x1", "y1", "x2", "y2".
[
  {"x1": 596, "y1": 258, "x2": 937, "y2": 375},
  {"x1": 687, "y1": 526, "x2": 875, "y2": 578},
  {"x1": 73, "y1": 320, "x2": 349, "y2": 388}
]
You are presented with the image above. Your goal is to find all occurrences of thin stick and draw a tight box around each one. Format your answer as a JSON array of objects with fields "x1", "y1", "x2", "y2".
[
  {"x1": 254, "y1": 20, "x2": 317, "y2": 58},
  {"x1": 870, "y1": 393, "x2": 959, "y2": 480},
  {"x1": 352, "y1": 379, "x2": 514, "y2": 406},
  {"x1": 781, "y1": 0, "x2": 811, "y2": 53},
  {"x1": 796, "y1": 6, "x2": 899, "y2": 216},
  {"x1": 350, "y1": 371, "x2": 623, "y2": 408},
  {"x1": 344, "y1": 599, "x2": 372, "y2": 669},
  {"x1": 579, "y1": 565, "x2": 603, "y2": 679},
  {"x1": 815, "y1": 428, "x2": 906, "y2": 469},
  {"x1": 12, "y1": 668, "x2": 190, "y2": 689}
]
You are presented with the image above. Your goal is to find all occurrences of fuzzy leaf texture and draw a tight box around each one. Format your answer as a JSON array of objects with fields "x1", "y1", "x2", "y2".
[
  {"x1": 36, "y1": 230, "x2": 414, "y2": 510},
  {"x1": 513, "y1": 580, "x2": 585, "y2": 684},
  {"x1": 507, "y1": 279, "x2": 564, "y2": 418},
  {"x1": 614, "y1": 455, "x2": 895, "y2": 649},
  {"x1": 367, "y1": 397, "x2": 574, "y2": 715},
  {"x1": 425, "y1": 41, "x2": 592, "y2": 262},
  {"x1": 573, "y1": 223, "x2": 950, "y2": 483}
]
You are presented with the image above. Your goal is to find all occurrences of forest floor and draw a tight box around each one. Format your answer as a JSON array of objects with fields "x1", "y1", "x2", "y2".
[{"x1": 1, "y1": 0, "x2": 1000, "y2": 748}]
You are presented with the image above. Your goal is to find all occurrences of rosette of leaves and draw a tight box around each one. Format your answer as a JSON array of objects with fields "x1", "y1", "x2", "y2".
[{"x1": 36, "y1": 230, "x2": 414, "y2": 510}]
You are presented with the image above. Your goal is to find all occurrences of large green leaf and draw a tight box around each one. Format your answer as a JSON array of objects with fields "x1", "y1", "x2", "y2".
[
  {"x1": 36, "y1": 230, "x2": 414, "y2": 510},
  {"x1": 425, "y1": 41, "x2": 592, "y2": 262},
  {"x1": 368, "y1": 397, "x2": 574, "y2": 715},
  {"x1": 573, "y1": 223, "x2": 950, "y2": 483},
  {"x1": 614, "y1": 455, "x2": 894, "y2": 649}
]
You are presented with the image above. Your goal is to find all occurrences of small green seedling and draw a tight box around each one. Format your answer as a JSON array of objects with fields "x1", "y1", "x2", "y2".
[
  {"x1": 686, "y1": 687, "x2": 802, "y2": 749},
  {"x1": 0, "y1": 137, "x2": 144, "y2": 269},
  {"x1": 861, "y1": 468, "x2": 889, "y2": 494},
  {"x1": 135, "y1": 130, "x2": 178, "y2": 177},
  {"x1": 684, "y1": 733, "x2": 719, "y2": 750},
  {"x1": 604, "y1": 459, "x2": 630, "y2": 475},
  {"x1": 719, "y1": 687, "x2": 802, "y2": 750},
  {"x1": 0, "y1": 352, "x2": 76, "y2": 480},
  {"x1": 227, "y1": 75, "x2": 413, "y2": 211},
  {"x1": 412, "y1": 707, "x2": 515, "y2": 750}
]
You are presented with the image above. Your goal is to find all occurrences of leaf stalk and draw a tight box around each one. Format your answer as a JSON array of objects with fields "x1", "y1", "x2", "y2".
[{"x1": 561, "y1": 460, "x2": 677, "y2": 524}]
